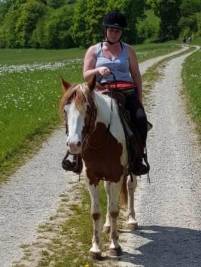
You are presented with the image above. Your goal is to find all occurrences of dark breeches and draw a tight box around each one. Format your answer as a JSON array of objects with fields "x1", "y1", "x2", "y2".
[{"x1": 124, "y1": 91, "x2": 147, "y2": 146}]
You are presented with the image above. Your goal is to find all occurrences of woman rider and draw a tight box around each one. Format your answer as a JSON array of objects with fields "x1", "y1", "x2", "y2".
[{"x1": 62, "y1": 11, "x2": 150, "y2": 175}]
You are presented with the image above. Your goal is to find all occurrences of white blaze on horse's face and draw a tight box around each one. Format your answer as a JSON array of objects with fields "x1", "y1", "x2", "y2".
[{"x1": 64, "y1": 101, "x2": 86, "y2": 154}]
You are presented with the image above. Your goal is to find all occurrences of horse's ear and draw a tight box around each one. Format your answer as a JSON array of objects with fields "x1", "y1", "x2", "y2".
[
  {"x1": 87, "y1": 75, "x2": 96, "y2": 91},
  {"x1": 61, "y1": 77, "x2": 71, "y2": 92}
]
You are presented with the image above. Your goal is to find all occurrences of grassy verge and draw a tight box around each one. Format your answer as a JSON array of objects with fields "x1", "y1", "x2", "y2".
[
  {"x1": 13, "y1": 183, "x2": 107, "y2": 267},
  {"x1": 182, "y1": 48, "x2": 201, "y2": 137},
  {"x1": 0, "y1": 62, "x2": 82, "y2": 182},
  {"x1": 191, "y1": 37, "x2": 201, "y2": 46},
  {"x1": 38, "y1": 184, "x2": 107, "y2": 267},
  {"x1": 0, "y1": 42, "x2": 179, "y2": 65},
  {"x1": 0, "y1": 48, "x2": 85, "y2": 65},
  {"x1": 135, "y1": 41, "x2": 180, "y2": 62}
]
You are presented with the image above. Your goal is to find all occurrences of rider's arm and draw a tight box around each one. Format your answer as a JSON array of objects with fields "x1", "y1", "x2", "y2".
[
  {"x1": 83, "y1": 45, "x2": 98, "y2": 84},
  {"x1": 83, "y1": 45, "x2": 111, "y2": 84},
  {"x1": 128, "y1": 45, "x2": 143, "y2": 103}
]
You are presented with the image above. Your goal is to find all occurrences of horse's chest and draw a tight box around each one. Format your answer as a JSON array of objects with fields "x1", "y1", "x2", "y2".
[{"x1": 83, "y1": 122, "x2": 124, "y2": 185}]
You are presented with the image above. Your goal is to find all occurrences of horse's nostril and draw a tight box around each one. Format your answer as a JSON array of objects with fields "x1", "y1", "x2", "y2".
[{"x1": 77, "y1": 141, "x2": 81, "y2": 147}]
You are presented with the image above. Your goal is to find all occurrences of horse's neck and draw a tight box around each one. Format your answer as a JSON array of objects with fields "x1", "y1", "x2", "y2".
[
  {"x1": 94, "y1": 92, "x2": 125, "y2": 143},
  {"x1": 94, "y1": 92, "x2": 114, "y2": 126},
  {"x1": 91, "y1": 91, "x2": 127, "y2": 167}
]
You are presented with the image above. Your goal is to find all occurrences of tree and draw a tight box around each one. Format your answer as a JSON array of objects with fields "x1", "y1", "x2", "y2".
[
  {"x1": 146, "y1": 0, "x2": 182, "y2": 40},
  {"x1": 0, "y1": 9, "x2": 18, "y2": 47},
  {"x1": 14, "y1": 0, "x2": 45, "y2": 47},
  {"x1": 71, "y1": 0, "x2": 87, "y2": 47},
  {"x1": 72, "y1": 0, "x2": 146, "y2": 46},
  {"x1": 72, "y1": 0, "x2": 107, "y2": 47},
  {"x1": 31, "y1": 5, "x2": 75, "y2": 48},
  {"x1": 136, "y1": 9, "x2": 160, "y2": 42},
  {"x1": 46, "y1": 0, "x2": 66, "y2": 8},
  {"x1": 179, "y1": 0, "x2": 201, "y2": 38},
  {"x1": 124, "y1": 0, "x2": 146, "y2": 43}
]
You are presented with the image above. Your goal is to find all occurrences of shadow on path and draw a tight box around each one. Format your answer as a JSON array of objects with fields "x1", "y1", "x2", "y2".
[{"x1": 119, "y1": 225, "x2": 201, "y2": 267}]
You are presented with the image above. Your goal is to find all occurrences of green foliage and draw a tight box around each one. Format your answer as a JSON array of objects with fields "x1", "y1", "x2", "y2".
[
  {"x1": 106, "y1": 0, "x2": 127, "y2": 11},
  {"x1": 124, "y1": 0, "x2": 146, "y2": 43},
  {"x1": 180, "y1": 0, "x2": 201, "y2": 16},
  {"x1": 15, "y1": 0, "x2": 45, "y2": 47},
  {"x1": 196, "y1": 12, "x2": 201, "y2": 36},
  {"x1": 72, "y1": 0, "x2": 146, "y2": 46},
  {"x1": 72, "y1": 0, "x2": 107, "y2": 47},
  {"x1": 146, "y1": 0, "x2": 182, "y2": 40},
  {"x1": 46, "y1": 0, "x2": 66, "y2": 8},
  {"x1": 0, "y1": 10, "x2": 16, "y2": 47},
  {"x1": 31, "y1": 5, "x2": 75, "y2": 48},
  {"x1": 183, "y1": 50, "x2": 201, "y2": 134},
  {"x1": 136, "y1": 9, "x2": 160, "y2": 42},
  {"x1": 0, "y1": 0, "x2": 200, "y2": 47},
  {"x1": 179, "y1": 0, "x2": 201, "y2": 38}
]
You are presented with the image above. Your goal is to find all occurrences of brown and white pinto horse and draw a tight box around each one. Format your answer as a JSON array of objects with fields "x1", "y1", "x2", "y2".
[{"x1": 60, "y1": 79, "x2": 138, "y2": 258}]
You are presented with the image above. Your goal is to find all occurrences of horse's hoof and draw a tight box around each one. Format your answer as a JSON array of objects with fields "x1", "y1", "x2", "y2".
[
  {"x1": 109, "y1": 246, "x2": 122, "y2": 257},
  {"x1": 127, "y1": 222, "x2": 138, "y2": 231},
  {"x1": 89, "y1": 251, "x2": 102, "y2": 260},
  {"x1": 103, "y1": 225, "x2": 110, "y2": 233}
]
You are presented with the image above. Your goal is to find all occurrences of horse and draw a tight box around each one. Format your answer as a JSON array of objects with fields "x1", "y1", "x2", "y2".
[{"x1": 60, "y1": 78, "x2": 138, "y2": 258}]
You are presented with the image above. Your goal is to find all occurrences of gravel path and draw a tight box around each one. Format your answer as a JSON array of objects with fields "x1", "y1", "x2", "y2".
[
  {"x1": 0, "y1": 46, "x2": 190, "y2": 267},
  {"x1": 116, "y1": 48, "x2": 201, "y2": 267}
]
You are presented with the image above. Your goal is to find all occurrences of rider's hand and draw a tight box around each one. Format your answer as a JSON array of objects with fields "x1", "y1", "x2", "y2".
[{"x1": 96, "y1": 66, "x2": 111, "y2": 76}]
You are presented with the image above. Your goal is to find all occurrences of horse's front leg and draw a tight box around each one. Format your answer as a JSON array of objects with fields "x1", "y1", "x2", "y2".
[
  {"x1": 105, "y1": 179, "x2": 123, "y2": 257},
  {"x1": 86, "y1": 180, "x2": 102, "y2": 259},
  {"x1": 103, "y1": 180, "x2": 111, "y2": 233},
  {"x1": 127, "y1": 174, "x2": 138, "y2": 229}
]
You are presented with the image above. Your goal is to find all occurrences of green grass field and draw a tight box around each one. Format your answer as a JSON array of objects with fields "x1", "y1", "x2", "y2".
[
  {"x1": 0, "y1": 42, "x2": 178, "y2": 65},
  {"x1": 0, "y1": 48, "x2": 84, "y2": 65},
  {"x1": 182, "y1": 48, "x2": 201, "y2": 136},
  {"x1": 0, "y1": 42, "x2": 180, "y2": 181}
]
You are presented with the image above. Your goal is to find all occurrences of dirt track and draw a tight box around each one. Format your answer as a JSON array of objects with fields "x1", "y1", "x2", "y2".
[
  {"x1": 1, "y1": 46, "x2": 200, "y2": 267},
  {"x1": 115, "y1": 47, "x2": 201, "y2": 267}
]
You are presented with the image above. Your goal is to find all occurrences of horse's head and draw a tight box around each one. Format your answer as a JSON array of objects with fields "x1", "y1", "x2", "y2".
[{"x1": 60, "y1": 78, "x2": 96, "y2": 154}]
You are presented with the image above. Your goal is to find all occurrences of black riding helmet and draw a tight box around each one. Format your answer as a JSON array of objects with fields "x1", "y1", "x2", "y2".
[
  {"x1": 103, "y1": 11, "x2": 127, "y2": 30},
  {"x1": 102, "y1": 11, "x2": 127, "y2": 44}
]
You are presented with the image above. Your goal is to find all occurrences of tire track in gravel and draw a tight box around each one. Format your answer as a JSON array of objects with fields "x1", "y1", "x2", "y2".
[
  {"x1": 113, "y1": 48, "x2": 201, "y2": 267},
  {"x1": 0, "y1": 46, "x2": 188, "y2": 267}
]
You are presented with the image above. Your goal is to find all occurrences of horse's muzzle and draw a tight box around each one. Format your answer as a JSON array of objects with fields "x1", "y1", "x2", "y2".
[{"x1": 67, "y1": 141, "x2": 82, "y2": 154}]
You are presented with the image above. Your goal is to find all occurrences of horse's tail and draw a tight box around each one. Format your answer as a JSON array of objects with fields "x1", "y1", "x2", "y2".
[{"x1": 120, "y1": 177, "x2": 127, "y2": 208}]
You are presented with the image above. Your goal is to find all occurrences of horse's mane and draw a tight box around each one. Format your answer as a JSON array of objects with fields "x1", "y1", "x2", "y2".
[{"x1": 60, "y1": 83, "x2": 90, "y2": 112}]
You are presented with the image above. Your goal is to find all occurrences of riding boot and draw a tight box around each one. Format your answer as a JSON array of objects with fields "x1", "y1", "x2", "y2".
[
  {"x1": 62, "y1": 151, "x2": 83, "y2": 174},
  {"x1": 130, "y1": 137, "x2": 150, "y2": 176}
]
